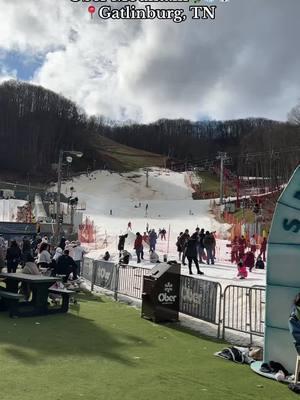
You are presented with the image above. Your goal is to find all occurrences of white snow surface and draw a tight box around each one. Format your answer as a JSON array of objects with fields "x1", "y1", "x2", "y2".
[
  {"x1": 60, "y1": 168, "x2": 266, "y2": 288},
  {"x1": 0, "y1": 199, "x2": 26, "y2": 222}
]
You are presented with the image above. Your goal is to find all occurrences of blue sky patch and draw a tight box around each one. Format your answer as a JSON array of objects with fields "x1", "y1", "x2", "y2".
[{"x1": 0, "y1": 50, "x2": 44, "y2": 81}]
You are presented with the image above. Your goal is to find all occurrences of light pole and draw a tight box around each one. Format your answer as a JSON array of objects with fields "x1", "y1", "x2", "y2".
[
  {"x1": 55, "y1": 150, "x2": 83, "y2": 244},
  {"x1": 217, "y1": 152, "x2": 228, "y2": 205}
]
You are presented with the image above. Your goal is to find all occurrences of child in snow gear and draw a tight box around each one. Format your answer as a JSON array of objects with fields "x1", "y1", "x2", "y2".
[
  {"x1": 237, "y1": 261, "x2": 248, "y2": 279},
  {"x1": 255, "y1": 256, "x2": 265, "y2": 269}
]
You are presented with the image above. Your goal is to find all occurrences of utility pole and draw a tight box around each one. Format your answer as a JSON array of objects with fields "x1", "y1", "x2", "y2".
[
  {"x1": 55, "y1": 150, "x2": 83, "y2": 243},
  {"x1": 217, "y1": 152, "x2": 228, "y2": 205},
  {"x1": 146, "y1": 168, "x2": 149, "y2": 188},
  {"x1": 55, "y1": 150, "x2": 64, "y2": 244}
]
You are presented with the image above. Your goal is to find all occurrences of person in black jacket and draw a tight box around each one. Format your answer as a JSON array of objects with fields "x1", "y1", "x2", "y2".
[
  {"x1": 6, "y1": 240, "x2": 21, "y2": 273},
  {"x1": 118, "y1": 234, "x2": 128, "y2": 257},
  {"x1": 21, "y1": 237, "x2": 32, "y2": 266},
  {"x1": 185, "y1": 238, "x2": 204, "y2": 275},
  {"x1": 178, "y1": 229, "x2": 190, "y2": 265},
  {"x1": 203, "y1": 231, "x2": 215, "y2": 265},
  {"x1": 255, "y1": 256, "x2": 265, "y2": 269},
  {"x1": 58, "y1": 237, "x2": 66, "y2": 251},
  {"x1": 56, "y1": 249, "x2": 78, "y2": 282}
]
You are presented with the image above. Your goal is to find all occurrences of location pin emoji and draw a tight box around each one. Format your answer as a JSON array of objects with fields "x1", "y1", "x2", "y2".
[{"x1": 88, "y1": 5, "x2": 96, "y2": 19}]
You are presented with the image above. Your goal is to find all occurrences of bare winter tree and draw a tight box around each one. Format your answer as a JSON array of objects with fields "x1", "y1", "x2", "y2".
[{"x1": 288, "y1": 100, "x2": 300, "y2": 125}]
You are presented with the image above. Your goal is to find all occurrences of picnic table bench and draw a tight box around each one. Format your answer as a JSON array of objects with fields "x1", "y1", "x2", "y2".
[
  {"x1": 0, "y1": 289, "x2": 24, "y2": 317},
  {"x1": 48, "y1": 287, "x2": 77, "y2": 313},
  {"x1": 0, "y1": 273, "x2": 76, "y2": 317}
]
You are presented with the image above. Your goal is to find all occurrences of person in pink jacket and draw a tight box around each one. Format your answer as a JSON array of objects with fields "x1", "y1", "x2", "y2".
[{"x1": 237, "y1": 261, "x2": 248, "y2": 279}]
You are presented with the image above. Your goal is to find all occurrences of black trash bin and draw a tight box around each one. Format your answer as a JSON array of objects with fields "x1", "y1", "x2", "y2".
[{"x1": 141, "y1": 261, "x2": 181, "y2": 323}]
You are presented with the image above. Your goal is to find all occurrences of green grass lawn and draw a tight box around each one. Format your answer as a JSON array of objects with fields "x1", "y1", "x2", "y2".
[
  {"x1": 93, "y1": 135, "x2": 166, "y2": 171},
  {"x1": 0, "y1": 295, "x2": 294, "y2": 400}
]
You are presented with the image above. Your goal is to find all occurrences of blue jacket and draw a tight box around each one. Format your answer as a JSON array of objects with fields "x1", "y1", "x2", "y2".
[{"x1": 289, "y1": 306, "x2": 300, "y2": 348}]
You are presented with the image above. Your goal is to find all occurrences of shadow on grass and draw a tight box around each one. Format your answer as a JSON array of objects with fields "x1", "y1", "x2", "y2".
[
  {"x1": 0, "y1": 296, "x2": 151, "y2": 367},
  {"x1": 75, "y1": 292, "x2": 104, "y2": 303},
  {"x1": 157, "y1": 320, "x2": 225, "y2": 345}
]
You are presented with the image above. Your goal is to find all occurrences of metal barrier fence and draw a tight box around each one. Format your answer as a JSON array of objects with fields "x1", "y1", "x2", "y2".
[
  {"x1": 179, "y1": 276, "x2": 222, "y2": 337},
  {"x1": 82, "y1": 258, "x2": 265, "y2": 341},
  {"x1": 222, "y1": 285, "x2": 265, "y2": 341},
  {"x1": 117, "y1": 264, "x2": 151, "y2": 299}
]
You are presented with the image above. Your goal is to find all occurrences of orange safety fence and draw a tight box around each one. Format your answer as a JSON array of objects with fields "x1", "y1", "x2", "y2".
[{"x1": 78, "y1": 217, "x2": 96, "y2": 243}]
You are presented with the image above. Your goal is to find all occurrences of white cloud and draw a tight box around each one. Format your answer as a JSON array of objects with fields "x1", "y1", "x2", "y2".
[
  {"x1": 0, "y1": 0, "x2": 299, "y2": 122},
  {"x1": 0, "y1": 64, "x2": 16, "y2": 83}
]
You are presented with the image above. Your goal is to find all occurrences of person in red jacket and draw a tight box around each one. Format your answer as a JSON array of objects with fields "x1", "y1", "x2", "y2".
[
  {"x1": 259, "y1": 237, "x2": 267, "y2": 262},
  {"x1": 134, "y1": 232, "x2": 143, "y2": 263},
  {"x1": 243, "y1": 251, "x2": 255, "y2": 272},
  {"x1": 238, "y1": 236, "x2": 246, "y2": 259},
  {"x1": 231, "y1": 236, "x2": 239, "y2": 263}
]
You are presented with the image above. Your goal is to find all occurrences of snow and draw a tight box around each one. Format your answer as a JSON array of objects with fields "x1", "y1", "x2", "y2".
[
  {"x1": 0, "y1": 199, "x2": 27, "y2": 222},
  {"x1": 60, "y1": 168, "x2": 266, "y2": 289}
]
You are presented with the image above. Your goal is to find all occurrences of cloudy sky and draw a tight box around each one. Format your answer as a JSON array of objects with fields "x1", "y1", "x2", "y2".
[{"x1": 0, "y1": 0, "x2": 299, "y2": 123}]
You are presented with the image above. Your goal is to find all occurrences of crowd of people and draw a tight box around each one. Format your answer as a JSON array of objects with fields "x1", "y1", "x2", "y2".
[
  {"x1": 231, "y1": 235, "x2": 267, "y2": 279},
  {"x1": 176, "y1": 228, "x2": 216, "y2": 275},
  {"x1": 116, "y1": 224, "x2": 268, "y2": 280},
  {"x1": 0, "y1": 235, "x2": 87, "y2": 283}
]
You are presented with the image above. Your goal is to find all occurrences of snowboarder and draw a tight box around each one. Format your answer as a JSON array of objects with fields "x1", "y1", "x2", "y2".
[
  {"x1": 145, "y1": 203, "x2": 149, "y2": 216},
  {"x1": 128, "y1": 221, "x2": 132, "y2": 230},
  {"x1": 146, "y1": 222, "x2": 149, "y2": 233},
  {"x1": 110, "y1": 209, "x2": 113, "y2": 215}
]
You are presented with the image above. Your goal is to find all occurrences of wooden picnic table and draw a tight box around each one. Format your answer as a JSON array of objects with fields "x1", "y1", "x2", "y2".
[{"x1": 0, "y1": 273, "x2": 73, "y2": 317}]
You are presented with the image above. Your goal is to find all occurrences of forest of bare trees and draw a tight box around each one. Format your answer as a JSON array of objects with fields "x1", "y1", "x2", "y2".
[
  {"x1": 0, "y1": 80, "x2": 102, "y2": 180},
  {"x1": 1, "y1": 79, "x2": 300, "y2": 184}
]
